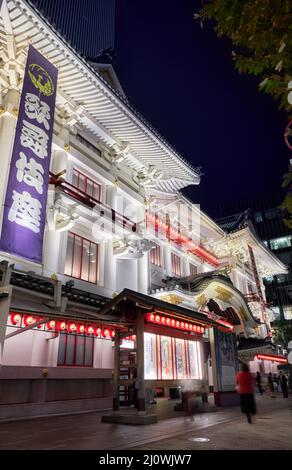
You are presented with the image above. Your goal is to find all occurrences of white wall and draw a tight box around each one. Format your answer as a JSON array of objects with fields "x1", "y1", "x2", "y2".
[{"x1": 116, "y1": 258, "x2": 138, "y2": 292}]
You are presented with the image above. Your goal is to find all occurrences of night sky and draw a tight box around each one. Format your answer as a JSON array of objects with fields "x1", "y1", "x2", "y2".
[{"x1": 114, "y1": 0, "x2": 289, "y2": 218}]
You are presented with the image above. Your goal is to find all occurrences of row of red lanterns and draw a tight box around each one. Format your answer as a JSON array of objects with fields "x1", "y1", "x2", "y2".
[
  {"x1": 146, "y1": 313, "x2": 204, "y2": 334},
  {"x1": 9, "y1": 313, "x2": 115, "y2": 338},
  {"x1": 146, "y1": 212, "x2": 219, "y2": 266}
]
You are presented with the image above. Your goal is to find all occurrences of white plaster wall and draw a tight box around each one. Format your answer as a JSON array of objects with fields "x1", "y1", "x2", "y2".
[
  {"x1": 93, "y1": 338, "x2": 114, "y2": 369},
  {"x1": 2, "y1": 328, "x2": 34, "y2": 366},
  {"x1": 116, "y1": 258, "x2": 138, "y2": 292},
  {"x1": 2, "y1": 328, "x2": 59, "y2": 367}
]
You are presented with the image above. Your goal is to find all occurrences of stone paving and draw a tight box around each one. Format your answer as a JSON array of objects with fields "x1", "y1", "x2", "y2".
[
  {"x1": 0, "y1": 395, "x2": 291, "y2": 450},
  {"x1": 130, "y1": 406, "x2": 292, "y2": 451}
]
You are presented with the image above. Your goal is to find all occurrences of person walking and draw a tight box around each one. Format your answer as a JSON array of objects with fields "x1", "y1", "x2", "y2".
[
  {"x1": 236, "y1": 362, "x2": 257, "y2": 424},
  {"x1": 268, "y1": 372, "x2": 276, "y2": 398},
  {"x1": 256, "y1": 371, "x2": 263, "y2": 395},
  {"x1": 279, "y1": 371, "x2": 289, "y2": 398}
]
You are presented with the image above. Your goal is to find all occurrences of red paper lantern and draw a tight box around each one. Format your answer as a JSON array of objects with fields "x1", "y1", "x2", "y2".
[
  {"x1": 85, "y1": 325, "x2": 94, "y2": 335},
  {"x1": 77, "y1": 324, "x2": 85, "y2": 334},
  {"x1": 23, "y1": 315, "x2": 36, "y2": 327},
  {"x1": 46, "y1": 320, "x2": 56, "y2": 330},
  {"x1": 102, "y1": 328, "x2": 110, "y2": 338},
  {"x1": 57, "y1": 320, "x2": 66, "y2": 331},
  {"x1": 67, "y1": 322, "x2": 77, "y2": 333},
  {"x1": 10, "y1": 313, "x2": 21, "y2": 325},
  {"x1": 94, "y1": 326, "x2": 101, "y2": 336},
  {"x1": 155, "y1": 315, "x2": 161, "y2": 324}
]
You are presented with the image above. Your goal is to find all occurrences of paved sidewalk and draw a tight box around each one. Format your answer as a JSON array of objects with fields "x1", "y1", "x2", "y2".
[
  {"x1": 0, "y1": 395, "x2": 291, "y2": 450},
  {"x1": 130, "y1": 406, "x2": 292, "y2": 450}
]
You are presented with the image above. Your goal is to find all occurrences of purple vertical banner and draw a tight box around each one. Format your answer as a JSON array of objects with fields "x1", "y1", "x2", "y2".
[{"x1": 0, "y1": 45, "x2": 58, "y2": 263}]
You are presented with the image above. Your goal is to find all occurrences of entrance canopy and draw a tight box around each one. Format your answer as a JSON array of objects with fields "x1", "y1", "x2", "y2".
[{"x1": 99, "y1": 288, "x2": 220, "y2": 330}]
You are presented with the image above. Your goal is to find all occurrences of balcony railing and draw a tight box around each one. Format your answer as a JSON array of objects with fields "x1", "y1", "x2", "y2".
[{"x1": 49, "y1": 172, "x2": 137, "y2": 234}]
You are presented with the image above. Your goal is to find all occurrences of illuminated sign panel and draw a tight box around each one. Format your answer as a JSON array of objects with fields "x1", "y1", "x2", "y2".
[{"x1": 144, "y1": 332, "x2": 202, "y2": 380}]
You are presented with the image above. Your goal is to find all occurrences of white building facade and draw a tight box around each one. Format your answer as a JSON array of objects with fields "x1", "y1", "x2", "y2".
[{"x1": 0, "y1": 0, "x2": 288, "y2": 419}]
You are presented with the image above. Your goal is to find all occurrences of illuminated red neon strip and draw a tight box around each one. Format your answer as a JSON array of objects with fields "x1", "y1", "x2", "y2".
[
  {"x1": 145, "y1": 312, "x2": 205, "y2": 334},
  {"x1": 146, "y1": 212, "x2": 219, "y2": 266},
  {"x1": 215, "y1": 318, "x2": 233, "y2": 330},
  {"x1": 255, "y1": 354, "x2": 288, "y2": 363}
]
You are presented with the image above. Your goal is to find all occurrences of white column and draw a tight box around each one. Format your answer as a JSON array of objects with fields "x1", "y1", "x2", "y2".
[
  {"x1": 51, "y1": 149, "x2": 69, "y2": 176},
  {"x1": 182, "y1": 254, "x2": 189, "y2": 277},
  {"x1": 106, "y1": 185, "x2": 117, "y2": 210},
  {"x1": 163, "y1": 244, "x2": 171, "y2": 276},
  {"x1": 0, "y1": 90, "x2": 19, "y2": 231},
  {"x1": 104, "y1": 239, "x2": 116, "y2": 293},
  {"x1": 138, "y1": 253, "x2": 148, "y2": 294},
  {"x1": 42, "y1": 229, "x2": 62, "y2": 276}
]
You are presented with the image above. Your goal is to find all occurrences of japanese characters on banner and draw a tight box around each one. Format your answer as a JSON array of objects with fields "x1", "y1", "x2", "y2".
[{"x1": 0, "y1": 45, "x2": 58, "y2": 263}]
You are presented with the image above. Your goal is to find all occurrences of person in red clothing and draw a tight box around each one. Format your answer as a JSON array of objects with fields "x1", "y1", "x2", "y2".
[{"x1": 236, "y1": 362, "x2": 257, "y2": 423}]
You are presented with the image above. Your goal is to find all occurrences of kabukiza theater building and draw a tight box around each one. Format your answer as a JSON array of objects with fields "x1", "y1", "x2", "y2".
[{"x1": 0, "y1": 0, "x2": 288, "y2": 423}]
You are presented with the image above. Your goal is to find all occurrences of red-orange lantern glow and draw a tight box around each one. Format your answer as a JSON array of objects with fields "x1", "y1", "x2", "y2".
[
  {"x1": 185, "y1": 323, "x2": 189, "y2": 330},
  {"x1": 171, "y1": 319, "x2": 176, "y2": 327},
  {"x1": 67, "y1": 322, "x2": 77, "y2": 333},
  {"x1": 85, "y1": 325, "x2": 94, "y2": 335},
  {"x1": 155, "y1": 315, "x2": 161, "y2": 324},
  {"x1": 132, "y1": 334, "x2": 136, "y2": 340},
  {"x1": 94, "y1": 326, "x2": 101, "y2": 336},
  {"x1": 24, "y1": 315, "x2": 36, "y2": 327},
  {"x1": 77, "y1": 324, "x2": 85, "y2": 334},
  {"x1": 46, "y1": 320, "x2": 56, "y2": 330},
  {"x1": 166, "y1": 318, "x2": 171, "y2": 326},
  {"x1": 37, "y1": 317, "x2": 43, "y2": 329},
  {"x1": 110, "y1": 330, "x2": 115, "y2": 338},
  {"x1": 149, "y1": 313, "x2": 155, "y2": 322},
  {"x1": 102, "y1": 328, "x2": 110, "y2": 338},
  {"x1": 10, "y1": 313, "x2": 21, "y2": 325},
  {"x1": 181, "y1": 322, "x2": 185, "y2": 330},
  {"x1": 175, "y1": 320, "x2": 180, "y2": 329},
  {"x1": 57, "y1": 320, "x2": 66, "y2": 331},
  {"x1": 161, "y1": 317, "x2": 166, "y2": 325}
]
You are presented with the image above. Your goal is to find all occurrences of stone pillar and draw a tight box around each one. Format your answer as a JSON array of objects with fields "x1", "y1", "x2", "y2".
[
  {"x1": 0, "y1": 89, "x2": 19, "y2": 231},
  {"x1": 136, "y1": 312, "x2": 145, "y2": 412}
]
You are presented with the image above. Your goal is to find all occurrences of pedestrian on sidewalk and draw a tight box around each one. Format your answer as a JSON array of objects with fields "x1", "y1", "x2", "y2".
[
  {"x1": 256, "y1": 371, "x2": 263, "y2": 395},
  {"x1": 279, "y1": 371, "x2": 289, "y2": 398},
  {"x1": 268, "y1": 372, "x2": 276, "y2": 398},
  {"x1": 236, "y1": 362, "x2": 257, "y2": 424}
]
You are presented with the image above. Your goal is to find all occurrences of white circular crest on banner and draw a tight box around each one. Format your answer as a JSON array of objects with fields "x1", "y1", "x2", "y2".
[{"x1": 288, "y1": 351, "x2": 292, "y2": 365}]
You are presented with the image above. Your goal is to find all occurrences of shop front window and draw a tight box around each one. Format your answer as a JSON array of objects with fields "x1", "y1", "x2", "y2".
[
  {"x1": 144, "y1": 333, "x2": 202, "y2": 380},
  {"x1": 144, "y1": 333, "x2": 157, "y2": 379}
]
